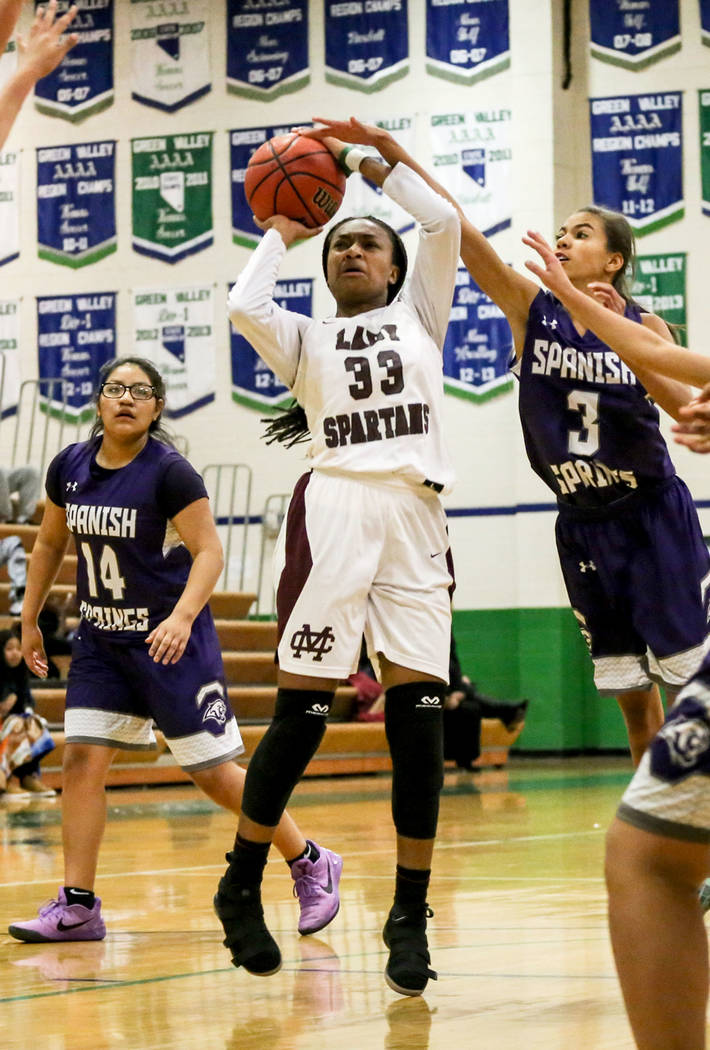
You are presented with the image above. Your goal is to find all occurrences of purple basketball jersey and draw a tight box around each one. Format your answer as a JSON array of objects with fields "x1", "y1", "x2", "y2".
[
  {"x1": 46, "y1": 437, "x2": 208, "y2": 640},
  {"x1": 516, "y1": 290, "x2": 675, "y2": 507}
]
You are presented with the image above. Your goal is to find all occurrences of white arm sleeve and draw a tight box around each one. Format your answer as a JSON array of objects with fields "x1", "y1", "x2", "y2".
[
  {"x1": 227, "y1": 228, "x2": 310, "y2": 388},
  {"x1": 382, "y1": 165, "x2": 461, "y2": 351}
]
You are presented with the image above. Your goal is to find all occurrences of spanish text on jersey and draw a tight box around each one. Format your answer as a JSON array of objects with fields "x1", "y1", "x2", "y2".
[{"x1": 66, "y1": 503, "x2": 137, "y2": 538}]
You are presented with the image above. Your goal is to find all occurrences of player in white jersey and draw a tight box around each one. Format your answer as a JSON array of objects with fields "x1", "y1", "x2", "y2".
[
  {"x1": 216, "y1": 120, "x2": 460, "y2": 996},
  {"x1": 524, "y1": 231, "x2": 710, "y2": 1050}
]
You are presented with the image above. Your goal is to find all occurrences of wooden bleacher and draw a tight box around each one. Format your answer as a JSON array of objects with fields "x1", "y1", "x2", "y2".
[{"x1": 0, "y1": 521, "x2": 525, "y2": 790}]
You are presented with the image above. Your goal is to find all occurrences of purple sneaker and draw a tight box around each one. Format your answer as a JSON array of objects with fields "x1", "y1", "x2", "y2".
[
  {"x1": 8, "y1": 889, "x2": 106, "y2": 943},
  {"x1": 291, "y1": 841, "x2": 343, "y2": 936}
]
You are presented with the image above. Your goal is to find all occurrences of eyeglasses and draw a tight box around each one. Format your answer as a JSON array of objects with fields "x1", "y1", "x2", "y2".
[{"x1": 100, "y1": 381, "x2": 156, "y2": 401}]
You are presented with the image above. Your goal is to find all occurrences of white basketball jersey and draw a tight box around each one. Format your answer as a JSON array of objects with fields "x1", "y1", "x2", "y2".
[{"x1": 228, "y1": 165, "x2": 460, "y2": 494}]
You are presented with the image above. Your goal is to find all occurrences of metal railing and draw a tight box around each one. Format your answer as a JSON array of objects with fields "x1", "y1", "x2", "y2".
[
  {"x1": 255, "y1": 492, "x2": 290, "y2": 616},
  {"x1": 9, "y1": 378, "x2": 89, "y2": 475},
  {"x1": 202, "y1": 463, "x2": 253, "y2": 592}
]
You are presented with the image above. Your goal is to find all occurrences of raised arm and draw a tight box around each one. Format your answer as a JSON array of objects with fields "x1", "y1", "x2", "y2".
[
  {"x1": 303, "y1": 117, "x2": 538, "y2": 352},
  {"x1": 0, "y1": 1, "x2": 78, "y2": 149},
  {"x1": 523, "y1": 230, "x2": 710, "y2": 411},
  {"x1": 0, "y1": 0, "x2": 24, "y2": 55}
]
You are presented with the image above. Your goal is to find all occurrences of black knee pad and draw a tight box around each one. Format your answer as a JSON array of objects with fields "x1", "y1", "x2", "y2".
[
  {"x1": 241, "y1": 688, "x2": 333, "y2": 827},
  {"x1": 385, "y1": 682, "x2": 445, "y2": 840}
]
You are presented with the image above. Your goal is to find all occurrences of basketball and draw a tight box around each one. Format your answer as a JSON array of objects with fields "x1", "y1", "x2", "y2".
[{"x1": 244, "y1": 133, "x2": 347, "y2": 229}]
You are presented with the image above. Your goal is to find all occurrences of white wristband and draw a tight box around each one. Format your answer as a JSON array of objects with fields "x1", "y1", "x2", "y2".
[{"x1": 337, "y1": 146, "x2": 369, "y2": 175}]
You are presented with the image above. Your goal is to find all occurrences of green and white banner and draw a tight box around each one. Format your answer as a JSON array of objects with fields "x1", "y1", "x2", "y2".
[
  {"x1": 632, "y1": 252, "x2": 687, "y2": 345},
  {"x1": 132, "y1": 132, "x2": 213, "y2": 263},
  {"x1": 0, "y1": 150, "x2": 19, "y2": 266},
  {"x1": 429, "y1": 107, "x2": 512, "y2": 237},
  {"x1": 0, "y1": 299, "x2": 20, "y2": 419},
  {"x1": 701, "y1": 90, "x2": 710, "y2": 217},
  {"x1": 130, "y1": 0, "x2": 211, "y2": 112},
  {"x1": 132, "y1": 285, "x2": 215, "y2": 418},
  {"x1": 341, "y1": 115, "x2": 417, "y2": 234}
]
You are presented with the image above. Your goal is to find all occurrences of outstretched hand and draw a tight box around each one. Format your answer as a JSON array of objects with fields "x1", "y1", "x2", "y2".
[
  {"x1": 17, "y1": 0, "x2": 78, "y2": 82},
  {"x1": 673, "y1": 384, "x2": 710, "y2": 454},
  {"x1": 522, "y1": 230, "x2": 573, "y2": 298},
  {"x1": 296, "y1": 116, "x2": 387, "y2": 150}
]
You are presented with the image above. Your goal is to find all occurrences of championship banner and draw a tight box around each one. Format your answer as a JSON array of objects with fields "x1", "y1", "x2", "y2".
[
  {"x1": 340, "y1": 115, "x2": 417, "y2": 235},
  {"x1": 0, "y1": 150, "x2": 19, "y2": 267},
  {"x1": 132, "y1": 286, "x2": 215, "y2": 417},
  {"x1": 443, "y1": 268, "x2": 512, "y2": 403},
  {"x1": 36, "y1": 292, "x2": 116, "y2": 422},
  {"x1": 589, "y1": 0, "x2": 680, "y2": 70},
  {"x1": 230, "y1": 279, "x2": 312, "y2": 411},
  {"x1": 426, "y1": 0, "x2": 509, "y2": 86},
  {"x1": 130, "y1": 0, "x2": 211, "y2": 112},
  {"x1": 37, "y1": 141, "x2": 116, "y2": 268},
  {"x1": 590, "y1": 92, "x2": 683, "y2": 235},
  {"x1": 132, "y1": 132, "x2": 213, "y2": 263},
  {"x1": 703, "y1": 0, "x2": 710, "y2": 47},
  {"x1": 34, "y1": 0, "x2": 114, "y2": 122},
  {"x1": 700, "y1": 90, "x2": 710, "y2": 216},
  {"x1": 231, "y1": 122, "x2": 304, "y2": 248},
  {"x1": 430, "y1": 108, "x2": 512, "y2": 237},
  {"x1": 0, "y1": 300, "x2": 20, "y2": 419},
  {"x1": 632, "y1": 253, "x2": 687, "y2": 345},
  {"x1": 324, "y1": 0, "x2": 408, "y2": 92},
  {"x1": 227, "y1": 0, "x2": 309, "y2": 100}
]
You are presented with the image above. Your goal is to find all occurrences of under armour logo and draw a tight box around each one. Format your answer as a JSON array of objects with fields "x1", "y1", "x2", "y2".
[
  {"x1": 290, "y1": 624, "x2": 335, "y2": 662},
  {"x1": 541, "y1": 316, "x2": 558, "y2": 329},
  {"x1": 66, "y1": 481, "x2": 78, "y2": 491},
  {"x1": 579, "y1": 560, "x2": 597, "y2": 573}
]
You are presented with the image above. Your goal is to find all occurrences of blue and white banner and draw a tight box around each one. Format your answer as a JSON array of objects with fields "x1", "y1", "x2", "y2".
[
  {"x1": 324, "y1": 0, "x2": 408, "y2": 92},
  {"x1": 34, "y1": 0, "x2": 113, "y2": 122},
  {"x1": 340, "y1": 115, "x2": 416, "y2": 235},
  {"x1": 703, "y1": 0, "x2": 710, "y2": 47},
  {"x1": 231, "y1": 279, "x2": 311, "y2": 411},
  {"x1": 227, "y1": 0, "x2": 308, "y2": 100},
  {"x1": 0, "y1": 300, "x2": 20, "y2": 419},
  {"x1": 131, "y1": 0, "x2": 210, "y2": 112},
  {"x1": 132, "y1": 286, "x2": 215, "y2": 418},
  {"x1": 0, "y1": 150, "x2": 19, "y2": 267},
  {"x1": 426, "y1": 0, "x2": 509, "y2": 85},
  {"x1": 443, "y1": 268, "x2": 512, "y2": 403},
  {"x1": 37, "y1": 141, "x2": 116, "y2": 268},
  {"x1": 37, "y1": 292, "x2": 116, "y2": 422},
  {"x1": 230, "y1": 122, "x2": 301, "y2": 249},
  {"x1": 590, "y1": 92, "x2": 683, "y2": 235},
  {"x1": 430, "y1": 107, "x2": 512, "y2": 237},
  {"x1": 589, "y1": 0, "x2": 680, "y2": 70}
]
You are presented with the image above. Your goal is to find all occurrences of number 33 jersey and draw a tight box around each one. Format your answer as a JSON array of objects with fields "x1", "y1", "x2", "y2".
[
  {"x1": 228, "y1": 164, "x2": 461, "y2": 494},
  {"x1": 514, "y1": 289, "x2": 675, "y2": 508},
  {"x1": 46, "y1": 437, "x2": 209, "y2": 640}
]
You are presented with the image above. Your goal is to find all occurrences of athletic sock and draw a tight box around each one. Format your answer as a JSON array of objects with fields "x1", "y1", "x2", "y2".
[
  {"x1": 394, "y1": 865, "x2": 431, "y2": 914},
  {"x1": 286, "y1": 840, "x2": 320, "y2": 867},
  {"x1": 64, "y1": 887, "x2": 96, "y2": 908},
  {"x1": 226, "y1": 834, "x2": 271, "y2": 888}
]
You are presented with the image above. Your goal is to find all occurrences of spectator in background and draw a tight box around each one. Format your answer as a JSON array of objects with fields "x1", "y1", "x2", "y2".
[
  {"x1": 0, "y1": 1, "x2": 78, "y2": 150},
  {"x1": 0, "y1": 629, "x2": 55, "y2": 796},
  {"x1": 0, "y1": 466, "x2": 40, "y2": 524},
  {"x1": 0, "y1": 533, "x2": 26, "y2": 615}
]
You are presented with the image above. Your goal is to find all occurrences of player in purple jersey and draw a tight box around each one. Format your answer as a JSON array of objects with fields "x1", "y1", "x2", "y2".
[
  {"x1": 8, "y1": 357, "x2": 341, "y2": 944},
  {"x1": 523, "y1": 232, "x2": 710, "y2": 1050},
  {"x1": 346, "y1": 125, "x2": 709, "y2": 767},
  {"x1": 218, "y1": 121, "x2": 459, "y2": 995}
]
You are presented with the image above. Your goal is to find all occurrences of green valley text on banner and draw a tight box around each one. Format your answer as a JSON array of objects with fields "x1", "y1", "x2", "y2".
[
  {"x1": 632, "y1": 253, "x2": 687, "y2": 345},
  {"x1": 132, "y1": 132, "x2": 213, "y2": 263},
  {"x1": 589, "y1": 92, "x2": 683, "y2": 235}
]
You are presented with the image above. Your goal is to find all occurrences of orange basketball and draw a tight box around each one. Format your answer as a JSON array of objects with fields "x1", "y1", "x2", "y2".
[{"x1": 244, "y1": 133, "x2": 347, "y2": 229}]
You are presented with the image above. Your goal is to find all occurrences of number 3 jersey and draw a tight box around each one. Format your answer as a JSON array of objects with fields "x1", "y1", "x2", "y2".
[
  {"x1": 46, "y1": 436, "x2": 209, "y2": 640},
  {"x1": 228, "y1": 164, "x2": 461, "y2": 494},
  {"x1": 514, "y1": 289, "x2": 675, "y2": 508}
]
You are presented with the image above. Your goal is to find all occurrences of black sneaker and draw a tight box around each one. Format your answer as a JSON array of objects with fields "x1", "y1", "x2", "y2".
[
  {"x1": 214, "y1": 857, "x2": 281, "y2": 976},
  {"x1": 382, "y1": 904, "x2": 437, "y2": 996}
]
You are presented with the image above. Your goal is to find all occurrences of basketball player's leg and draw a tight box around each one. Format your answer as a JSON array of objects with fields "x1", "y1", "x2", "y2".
[
  {"x1": 606, "y1": 818, "x2": 709, "y2": 1050},
  {"x1": 615, "y1": 686, "x2": 665, "y2": 767},
  {"x1": 61, "y1": 742, "x2": 117, "y2": 889}
]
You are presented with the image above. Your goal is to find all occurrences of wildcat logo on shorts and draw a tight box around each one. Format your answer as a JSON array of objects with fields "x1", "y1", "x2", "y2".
[
  {"x1": 655, "y1": 717, "x2": 710, "y2": 772},
  {"x1": 290, "y1": 624, "x2": 335, "y2": 662},
  {"x1": 196, "y1": 681, "x2": 228, "y2": 729}
]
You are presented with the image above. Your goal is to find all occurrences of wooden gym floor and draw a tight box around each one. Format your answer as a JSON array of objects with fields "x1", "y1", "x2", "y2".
[{"x1": 0, "y1": 757, "x2": 681, "y2": 1049}]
